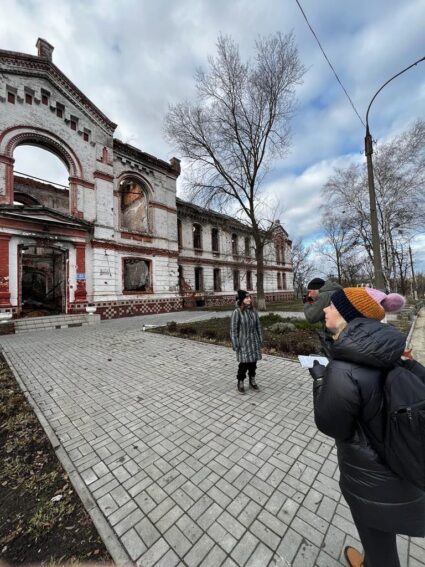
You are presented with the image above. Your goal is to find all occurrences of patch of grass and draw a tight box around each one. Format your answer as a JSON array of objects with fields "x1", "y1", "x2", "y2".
[
  {"x1": 259, "y1": 313, "x2": 284, "y2": 326},
  {"x1": 28, "y1": 498, "x2": 73, "y2": 538},
  {"x1": 186, "y1": 299, "x2": 305, "y2": 312},
  {"x1": 152, "y1": 314, "x2": 322, "y2": 357}
]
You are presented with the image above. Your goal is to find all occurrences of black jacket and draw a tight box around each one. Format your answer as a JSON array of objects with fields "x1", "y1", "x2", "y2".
[
  {"x1": 303, "y1": 280, "x2": 342, "y2": 324},
  {"x1": 313, "y1": 318, "x2": 425, "y2": 536}
]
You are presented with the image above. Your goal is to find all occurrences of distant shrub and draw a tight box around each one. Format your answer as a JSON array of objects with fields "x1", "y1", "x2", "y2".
[
  {"x1": 202, "y1": 329, "x2": 217, "y2": 340},
  {"x1": 269, "y1": 322, "x2": 296, "y2": 333},
  {"x1": 293, "y1": 320, "x2": 322, "y2": 331},
  {"x1": 259, "y1": 313, "x2": 283, "y2": 326},
  {"x1": 180, "y1": 326, "x2": 197, "y2": 336},
  {"x1": 167, "y1": 321, "x2": 178, "y2": 332}
]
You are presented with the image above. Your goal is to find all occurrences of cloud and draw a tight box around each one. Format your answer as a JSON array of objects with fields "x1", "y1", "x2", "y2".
[{"x1": 2, "y1": 0, "x2": 424, "y2": 270}]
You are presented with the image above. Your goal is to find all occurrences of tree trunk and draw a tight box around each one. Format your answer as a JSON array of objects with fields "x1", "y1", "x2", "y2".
[{"x1": 255, "y1": 241, "x2": 267, "y2": 311}]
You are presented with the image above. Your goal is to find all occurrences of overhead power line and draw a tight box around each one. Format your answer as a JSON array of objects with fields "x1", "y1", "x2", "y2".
[{"x1": 295, "y1": 0, "x2": 366, "y2": 128}]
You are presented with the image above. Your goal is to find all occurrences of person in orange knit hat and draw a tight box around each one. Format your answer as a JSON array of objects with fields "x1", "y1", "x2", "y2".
[{"x1": 309, "y1": 287, "x2": 425, "y2": 567}]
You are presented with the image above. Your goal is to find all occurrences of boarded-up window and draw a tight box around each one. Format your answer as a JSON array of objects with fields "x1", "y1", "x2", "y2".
[
  {"x1": 123, "y1": 258, "x2": 151, "y2": 292},
  {"x1": 120, "y1": 179, "x2": 149, "y2": 232}
]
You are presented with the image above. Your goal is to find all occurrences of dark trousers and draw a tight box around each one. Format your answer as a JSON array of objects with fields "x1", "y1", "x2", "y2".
[
  {"x1": 237, "y1": 362, "x2": 257, "y2": 381},
  {"x1": 353, "y1": 516, "x2": 400, "y2": 567}
]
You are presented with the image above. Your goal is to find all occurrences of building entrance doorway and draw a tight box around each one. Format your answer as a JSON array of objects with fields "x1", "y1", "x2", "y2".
[{"x1": 20, "y1": 245, "x2": 68, "y2": 317}]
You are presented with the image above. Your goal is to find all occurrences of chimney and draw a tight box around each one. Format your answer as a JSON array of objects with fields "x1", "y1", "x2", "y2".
[
  {"x1": 36, "y1": 38, "x2": 54, "y2": 62},
  {"x1": 170, "y1": 157, "x2": 181, "y2": 175}
]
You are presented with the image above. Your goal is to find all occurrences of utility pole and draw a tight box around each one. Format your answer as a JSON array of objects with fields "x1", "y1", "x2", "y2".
[
  {"x1": 408, "y1": 243, "x2": 418, "y2": 300},
  {"x1": 364, "y1": 126, "x2": 385, "y2": 290},
  {"x1": 364, "y1": 55, "x2": 425, "y2": 291}
]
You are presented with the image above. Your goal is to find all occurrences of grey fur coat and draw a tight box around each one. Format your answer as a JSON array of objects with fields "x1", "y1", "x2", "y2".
[{"x1": 230, "y1": 307, "x2": 263, "y2": 363}]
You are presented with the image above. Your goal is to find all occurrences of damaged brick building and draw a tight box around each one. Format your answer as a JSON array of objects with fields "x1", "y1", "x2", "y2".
[{"x1": 0, "y1": 39, "x2": 293, "y2": 320}]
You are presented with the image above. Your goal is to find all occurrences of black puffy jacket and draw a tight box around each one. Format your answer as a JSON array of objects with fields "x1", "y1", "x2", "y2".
[{"x1": 313, "y1": 318, "x2": 425, "y2": 536}]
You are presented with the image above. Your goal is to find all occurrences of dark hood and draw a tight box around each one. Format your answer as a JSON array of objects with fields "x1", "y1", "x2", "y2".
[
  {"x1": 331, "y1": 318, "x2": 405, "y2": 368},
  {"x1": 321, "y1": 280, "x2": 343, "y2": 294}
]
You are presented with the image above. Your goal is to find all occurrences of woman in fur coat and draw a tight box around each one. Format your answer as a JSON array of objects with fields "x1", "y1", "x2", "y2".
[{"x1": 230, "y1": 290, "x2": 263, "y2": 394}]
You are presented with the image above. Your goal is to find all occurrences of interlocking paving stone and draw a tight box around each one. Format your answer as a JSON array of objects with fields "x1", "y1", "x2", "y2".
[{"x1": 1, "y1": 312, "x2": 423, "y2": 566}]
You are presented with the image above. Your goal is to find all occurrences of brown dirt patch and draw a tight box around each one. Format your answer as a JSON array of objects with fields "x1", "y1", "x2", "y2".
[{"x1": 0, "y1": 355, "x2": 113, "y2": 565}]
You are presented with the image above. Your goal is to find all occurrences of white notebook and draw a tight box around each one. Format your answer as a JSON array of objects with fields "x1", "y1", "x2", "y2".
[{"x1": 298, "y1": 355, "x2": 329, "y2": 368}]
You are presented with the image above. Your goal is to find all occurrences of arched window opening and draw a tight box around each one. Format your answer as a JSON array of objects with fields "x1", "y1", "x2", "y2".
[
  {"x1": 120, "y1": 178, "x2": 149, "y2": 232},
  {"x1": 13, "y1": 192, "x2": 41, "y2": 207},
  {"x1": 13, "y1": 146, "x2": 69, "y2": 214}
]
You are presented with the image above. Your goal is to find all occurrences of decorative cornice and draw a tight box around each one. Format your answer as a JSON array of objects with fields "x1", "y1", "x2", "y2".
[
  {"x1": 177, "y1": 255, "x2": 293, "y2": 272},
  {"x1": 150, "y1": 201, "x2": 177, "y2": 214},
  {"x1": 114, "y1": 139, "x2": 180, "y2": 178},
  {"x1": 92, "y1": 239, "x2": 179, "y2": 257},
  {"x1": 0, "y1": 154, "x2": 14, "y2": 165},
  {"x1": 93, "y1": 171, "x2": 114, "y2": 183},
  {"x1": 69, "y1": 176, "x2": 95, "y2": 190},
  {"x1": 176, "y1": 199, "x2": 252, "y2": 233},
  {"x1": 0, "y1": 49, "x2": 116, "y2": 132}
]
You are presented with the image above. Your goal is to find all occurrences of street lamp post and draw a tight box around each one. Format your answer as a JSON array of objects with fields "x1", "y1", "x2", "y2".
[{"x1": 364, "y1": 55, "x2": 425, "y2": 291}]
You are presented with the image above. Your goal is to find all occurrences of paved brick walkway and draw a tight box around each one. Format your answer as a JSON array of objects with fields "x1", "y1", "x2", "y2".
[{"x1": 1, "y1": 314, "x2": 424, "y2": 566}]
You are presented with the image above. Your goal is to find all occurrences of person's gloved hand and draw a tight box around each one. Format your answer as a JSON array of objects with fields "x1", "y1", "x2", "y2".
[{"x1": 308, "y1": 360, "x2": 326, "y2": 381}]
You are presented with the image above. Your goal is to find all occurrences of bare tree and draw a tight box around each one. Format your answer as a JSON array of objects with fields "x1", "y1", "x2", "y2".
[
  {"x1": 164, "y1": 33, "x2": 305, "y2": 309},
  {"x1": 318, "y1": 214, "x2": 359, "y2": 284},
  {"x1": 291, "y1": 238, "x2": 315, "y2": 298},
  {"x1": 322, "y1": 120, "x2": 425, "y2": 291}
]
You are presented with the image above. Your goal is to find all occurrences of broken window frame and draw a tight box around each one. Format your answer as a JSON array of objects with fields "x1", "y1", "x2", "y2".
[
  {"x1": 122, "y1": 257, "x2": 152, "y2": 293},
  {"x1": 119, "y1": 177, "x2": 150, "y2": 234}
]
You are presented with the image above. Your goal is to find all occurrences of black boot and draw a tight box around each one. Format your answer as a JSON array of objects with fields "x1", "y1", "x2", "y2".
[
  {"x1": 237, "y1": 380, "x2": 245, "y2": 393},
  {"x1": 249, "y1": 377, "x2": 259, "y2": 391}
]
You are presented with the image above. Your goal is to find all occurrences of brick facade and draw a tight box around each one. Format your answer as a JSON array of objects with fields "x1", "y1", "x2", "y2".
[{"x1": 0, "y1": 39, "x2": 294, "y2": 320}]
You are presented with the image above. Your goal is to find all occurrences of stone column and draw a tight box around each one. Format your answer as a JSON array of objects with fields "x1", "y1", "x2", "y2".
[
  {"x1": 74, "y1": 242, "x2": 87, "y2": 302},
  {"x1": 0, "y1": 154, "x2": 14, "y2": 205},
  {"x1": 0, "y1": 234, "x2": 11, "y2": 306}
]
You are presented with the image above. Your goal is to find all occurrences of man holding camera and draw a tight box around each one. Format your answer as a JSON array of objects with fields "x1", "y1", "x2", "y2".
[{"x1": 303, "y1": 277, "x2": 342, "y2": 324}]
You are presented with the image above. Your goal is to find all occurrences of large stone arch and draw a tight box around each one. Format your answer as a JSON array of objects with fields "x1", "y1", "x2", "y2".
[
  {"x1": 0, "y1": 126, "x2": 84, "y2": 214},
  {"x1": 115, "y1": 170, "x2": 154, "y2": 233}
]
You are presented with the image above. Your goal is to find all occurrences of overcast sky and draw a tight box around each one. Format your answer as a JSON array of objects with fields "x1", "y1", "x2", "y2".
[{"x1": 3, "y1": 0, "x2": 425, "y2": 271}]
